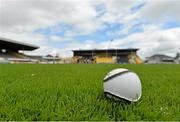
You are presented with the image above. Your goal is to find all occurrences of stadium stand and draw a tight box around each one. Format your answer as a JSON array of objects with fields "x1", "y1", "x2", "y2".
[
  {"x1": 72, "y1": 49, "x2": 142, "y2": 64},
  {"x1": 0, "y1": 37, "x2": 39, "y2": 63}
]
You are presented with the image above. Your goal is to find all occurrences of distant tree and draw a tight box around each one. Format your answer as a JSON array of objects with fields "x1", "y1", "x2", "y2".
[
  {"x1": 56, "y1": 53, "x2": 60, "y2": 58},
  {"x1": 46, "y1": 54, "x2": 53, "y2": 57},
  {"x1": 175, "y1": 52, "x2": 180, "y2": 59}
]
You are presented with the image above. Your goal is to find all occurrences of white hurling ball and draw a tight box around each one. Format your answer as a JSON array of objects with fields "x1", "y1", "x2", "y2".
[{"x1": 103, "y1": 68, "x2": 142, "y2": 102}]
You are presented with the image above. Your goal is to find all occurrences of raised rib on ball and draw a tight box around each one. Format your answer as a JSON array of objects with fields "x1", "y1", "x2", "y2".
[
  {"x1": 104, "y1": 91, "x2": 124, "y2": 100},
  {"x1": 103, "y1": 70, "x2": 131, "y2": 82}
]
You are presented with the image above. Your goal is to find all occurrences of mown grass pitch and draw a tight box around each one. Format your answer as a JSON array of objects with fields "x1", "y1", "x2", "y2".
[{"x1": 0, "y1": 64, "x2": 180, "y2": 121}]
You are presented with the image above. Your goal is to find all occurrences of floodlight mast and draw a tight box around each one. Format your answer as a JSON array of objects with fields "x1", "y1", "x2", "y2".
[
  {"x1": 106, "y1": 49, "x2": 108, "y2": 63},
  {"x1": 106, "y1": 39, "x2": 114, "y2": 63},
  {"x1": 116, "y1": 48, "x2": 118, "y2": 63},
  {"x1": 91, "y1": 50, "x2": 94, "y2": 63},
  {"x1": 23, "y1": 46, "x2": 24, "y2": 55}
]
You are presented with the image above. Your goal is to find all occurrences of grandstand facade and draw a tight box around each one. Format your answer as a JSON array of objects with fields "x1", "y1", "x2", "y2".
[
  {"x1": 0, "y1": 37, "x2": 39, "y2": 63},
  {"x1": 72, "y1": 49, "x2": 142, "y2": 64}
]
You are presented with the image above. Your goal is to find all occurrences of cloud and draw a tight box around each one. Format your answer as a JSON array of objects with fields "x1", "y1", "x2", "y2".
[
  {"x1": 0, "y1": 31, "x2": 45, "y2": 45},
  {"x1": 138, "y1": 0, "x2": 180, "y2": 21},
  {"x1": 46, "y1": 26, "x2": 180, "y2": 58},
  {"x1": 0, "y1": 0, "x2": 101, "y2": 34},
  {"x1": 0, "y1": 0, "x2": 180, "y2": 58},
  {"x1": 110, "y1": 26, "x2": 180, "y2": 58},
  {"x1": 99, "y1": 0, "x2": 142, "y2": 23},
  {"x1": 25, "y1": 46, "x2": 68, "y2": 57},
  {"x1": 50, "y1": 35, "x2": 72, "y2": 42}
]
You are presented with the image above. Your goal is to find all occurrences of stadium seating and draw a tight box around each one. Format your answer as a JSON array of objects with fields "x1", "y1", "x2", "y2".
[
  {"x1": 0, "y1": 37, "x2": 39, "y2": 63},
  {"x1": 0, "y1": 51, "x2": 38, "y2": 63},
  {"x1": 128, "y1": 53, "x2": 143, "y2": 64}
]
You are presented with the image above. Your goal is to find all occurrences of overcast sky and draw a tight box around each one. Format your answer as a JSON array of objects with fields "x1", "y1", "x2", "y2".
[{"x1": 0, "y1": 0, "x2": 180, "y2": 58}]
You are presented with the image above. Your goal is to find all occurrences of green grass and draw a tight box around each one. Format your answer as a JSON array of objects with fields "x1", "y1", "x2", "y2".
[{"x1": 0, "y1": 64, "x2": 180, "y2": 121}]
